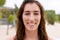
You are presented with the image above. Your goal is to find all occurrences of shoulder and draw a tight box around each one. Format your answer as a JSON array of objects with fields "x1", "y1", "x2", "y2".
[{"x1": 4, "y1": 35, "x2": 15, "y2": 40}]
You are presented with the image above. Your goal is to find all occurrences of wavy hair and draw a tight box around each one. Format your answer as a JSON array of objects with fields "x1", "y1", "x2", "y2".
[{"x1": 14, "y1": 0, "x2": 48, "y2": 40}]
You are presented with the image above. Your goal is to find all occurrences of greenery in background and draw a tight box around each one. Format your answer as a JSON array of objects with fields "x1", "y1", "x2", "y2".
[
  {"x1": 4, "y1": 8, "x2": 16, "y2": 35},
  {"x1": 6, "y1": 4, "x2": 18, "y2": 35},
  {"x1": 55, "y1": 15, "x2": 59, "y2": 22},
  {"x1": 0, "y1": 0, "x2": 6, "y2": 24},
  {"x1": 14, "y1": 4, "x2": 18, "y2": 23},
  {"x1": 0, "y1": 0, "x2": 5, "y2": 6},
  {"x1": 1, "y1": 8, "x2": 14, "y2": 35},
  {"x1": 14, "y1": 4, "x2": 18, "y2": 14},
  {"x1": 57, "y1": 14, "x2": 60, "y2": 22},
  {"x1": 0, "y1": 10, "x2": 2, "y2": 19},
  {"x1": 0, "y1": 4, "x2": 18, "y2": 25},
  {"x1": 8, "y1": 14, "x2": 13, "y2": 24},
  {"x1": 45, "y1": 10, "x2": 56, "y2": 25},
  {"x1": 0, "y1": 10, "x2": 2, "y2": 25}
]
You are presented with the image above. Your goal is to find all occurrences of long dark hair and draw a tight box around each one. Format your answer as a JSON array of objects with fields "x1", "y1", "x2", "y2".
[{"x1": 14, "y1": 0, "x2": 48, "y2": 40}]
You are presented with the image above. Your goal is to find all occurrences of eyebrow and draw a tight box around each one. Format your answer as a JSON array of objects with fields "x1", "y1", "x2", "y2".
[
  {"x1": 24, "y1": 10, "x2": 40, "y2": 12},
  {"x1": 24, "y1": 11, "x2": 30, "y2": 12},
  {"x1": 34, "y1": 11, "x2": 40, "y2": 12}
]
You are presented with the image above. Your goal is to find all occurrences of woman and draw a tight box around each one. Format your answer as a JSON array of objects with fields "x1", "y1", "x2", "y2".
[
  {"x1": 14, "y1": 0, "x2": 48, "y2": 40},
  {"x1": 5, "y1": 0, "x2": 53, "y2": 40}
]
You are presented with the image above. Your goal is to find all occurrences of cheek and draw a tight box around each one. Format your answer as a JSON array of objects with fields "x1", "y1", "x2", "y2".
[
  {"x1": 38, "y1": 16, "x2": 41, "y2": 20},
  {"x1": 36, "y1": 16, "x2": 41, "y2": 23},
  {"x1": 22, "y1": 15, "x2": 28, "y2": 23}
]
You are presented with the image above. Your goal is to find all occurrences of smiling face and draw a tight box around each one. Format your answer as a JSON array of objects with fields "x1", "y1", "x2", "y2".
[{"x1": 22, "y1": 3, "x2": 41, "y2": 31}]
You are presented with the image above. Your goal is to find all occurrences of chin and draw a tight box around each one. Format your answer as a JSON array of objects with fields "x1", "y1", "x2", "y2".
[{"x1": 27, "y1": 28, "x2": 38, "y2": 31}]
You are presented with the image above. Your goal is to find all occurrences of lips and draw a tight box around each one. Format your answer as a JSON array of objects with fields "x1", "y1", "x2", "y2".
[{"x1": 27, "y1": 22, "x2": 36, "y2": 27}]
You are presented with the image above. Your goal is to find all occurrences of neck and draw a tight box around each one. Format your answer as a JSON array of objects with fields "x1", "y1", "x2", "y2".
[{"x1": 25, "y1": 29, "x2": 38, "y2": 38}]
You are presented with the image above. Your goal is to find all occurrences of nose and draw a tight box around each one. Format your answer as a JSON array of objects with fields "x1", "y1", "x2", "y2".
[{"x1": 29, "y1": 14, "x2": 34, "y2": 21}]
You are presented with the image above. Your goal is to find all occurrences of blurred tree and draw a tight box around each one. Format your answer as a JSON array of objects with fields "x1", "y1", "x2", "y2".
[
  {"x1": 0, "y1": 10, "x2": 2, "y2": 19},
  {"x1": 8, "y1": 14, "x2": 13, "y2": 24},
  {"x1": 0, "y1": 0, "x2": 5, "y2": 24},
  {"x1": 55, "y1": 15, "x2": 59, "y2": 22},
  {"x1": 14, "y1": 4, "x2": 18, "y2": 20},
  {"x1": 0, "y1": 10, "x2": 2, "y2": 25},
  {"x1": 0, "y1": 7, "x2": 14, "y2": 35},
  {"x1": 14, "y1": 4, "x2": 18, "y2": 14},
  {"x1": 4, "y1": 9, "x2": 13, "y2": 35},
  {"x1": 13, "y1": 4, "x2": 18, "y2": 26},
  {"x1": 45, "y1": 10, "x2": 56, "y2": 25},
  {"x1": 57, "y1": 14, "x2": 60, "y2": 22},
  {"x1": 5, "y1": 9, "x2": 11, "y2": 35},
  {"x1": 0, "y1": 0, "x2": 6, "y2": 6}
]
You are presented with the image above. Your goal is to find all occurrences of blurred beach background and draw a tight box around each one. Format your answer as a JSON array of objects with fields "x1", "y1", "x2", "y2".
[{"x1": 0, "y1": 0, "x2": 60, "y2": 40}]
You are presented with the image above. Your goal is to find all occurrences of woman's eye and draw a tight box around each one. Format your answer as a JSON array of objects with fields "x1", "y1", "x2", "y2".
[
  {"x1": 34, "y1": 13, "x2": 39, "y2": 15},
  {"x1": 25, "y1": 13, "x2": 30, "y2": 15}
]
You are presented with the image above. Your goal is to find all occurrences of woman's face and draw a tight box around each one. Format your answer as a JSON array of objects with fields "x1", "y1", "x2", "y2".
[{"x1": 22, "y1": 3, "x2": 41, "y2": 31}]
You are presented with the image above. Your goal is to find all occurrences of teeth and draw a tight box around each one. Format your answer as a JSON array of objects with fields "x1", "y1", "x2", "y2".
[{"x1": 27, "y1": 22, "x2": 36, "y2": 24}]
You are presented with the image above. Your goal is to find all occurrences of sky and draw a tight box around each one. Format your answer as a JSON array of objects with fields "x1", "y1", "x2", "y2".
[{"x1": 4, "y1": 0, "x2": 60, "y2": 14}]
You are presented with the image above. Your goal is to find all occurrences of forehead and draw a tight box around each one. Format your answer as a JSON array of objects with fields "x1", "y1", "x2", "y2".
[{"x1": 24, "y1": 3, "x2": 40, "y2": 11}]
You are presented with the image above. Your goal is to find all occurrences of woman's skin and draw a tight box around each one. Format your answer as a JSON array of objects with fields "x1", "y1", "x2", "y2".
[{"x1": 22, "y1": 3, "x2": 41, "y2": 40}]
